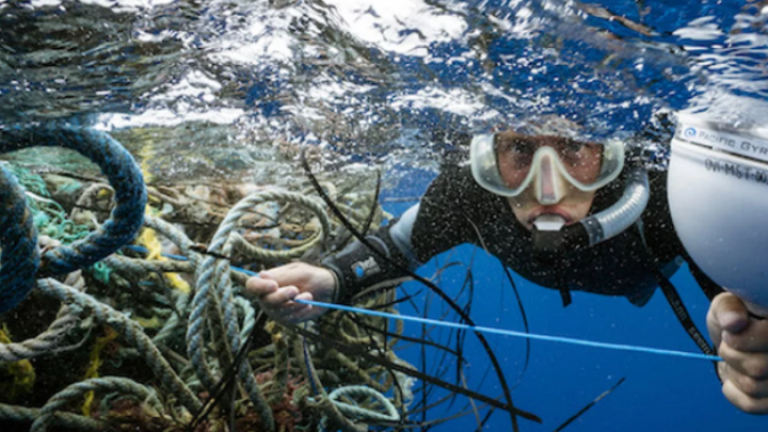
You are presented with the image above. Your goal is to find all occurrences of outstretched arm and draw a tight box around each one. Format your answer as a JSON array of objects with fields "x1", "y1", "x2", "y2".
[
  {"x1": 246, "y1": 167, "x2": 482, "y2": 323},
  {"x1": 246, "y1": 203, "x2": 423, "y2": 322}
]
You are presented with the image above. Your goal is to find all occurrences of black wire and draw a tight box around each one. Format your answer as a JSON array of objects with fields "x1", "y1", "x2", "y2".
[{"x1": 300, "y1": 148, "x2": 528, "y2": 432}]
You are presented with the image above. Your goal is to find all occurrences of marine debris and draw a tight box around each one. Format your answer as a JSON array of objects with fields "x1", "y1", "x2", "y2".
[
  {"x1": 0, "y1": 122, "x2": 632, "y2": 432},
  {"x1": 0, "y1": 123, "x2": 547, "y2": 432}
]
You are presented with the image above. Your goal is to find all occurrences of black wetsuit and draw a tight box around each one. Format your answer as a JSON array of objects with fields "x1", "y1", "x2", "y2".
[{"x1": 323, "y1": 165, "x2": 724, "y2": 308}]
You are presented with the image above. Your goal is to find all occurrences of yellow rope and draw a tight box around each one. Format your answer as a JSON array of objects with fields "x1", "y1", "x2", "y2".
[
  {"x1": 0, "y1": 324, "x2": 36, "y2": 402},
  {"x1": 137, "y1": 143, "x2": 190, "y2": 293},
  {"x1": 138, "y1": 226, "x2": 190, "y2": 293},
  {"x1": 81, "y1": 326, "x2": 118, "y2": 416}
]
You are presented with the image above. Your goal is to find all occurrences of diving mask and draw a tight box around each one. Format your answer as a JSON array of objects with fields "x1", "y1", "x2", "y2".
[{"x1": 471, "y1": 132, "x2": 625, "y2": 203}]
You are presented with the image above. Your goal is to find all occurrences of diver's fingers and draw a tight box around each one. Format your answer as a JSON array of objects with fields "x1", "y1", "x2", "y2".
[
  {"x1": 261, "y1": 286, "x2": 299, "y2": 308},
  {"x1": 719, "y1": 362, "x2": 768, "y2": 399},
  {"x1": 260, "y1": 262, "x2": 313, "y2": 287},
  {"x1": 721, "y1": 372, "x2": 768, "y2": 414},
  {"x1": 723, "y1": 318, "x2": 768, "y2": 353},
  {"x1": 276, "y1": 293, "x2": 315, "y2": 324},
  {"x1": 245, "y1": 276, "x2": 278, "y2": 297},
  {"x1": 708, "y1": 292, "x2": 751, "y2": 349},
  {"x1": 719, "y1": 343, "x2": 768, "y2": 380}
]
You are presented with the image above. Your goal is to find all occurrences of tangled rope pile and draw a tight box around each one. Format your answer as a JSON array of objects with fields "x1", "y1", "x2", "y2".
[{"x1": 0, "y1": 122, "x2": 412, "y2": 432}]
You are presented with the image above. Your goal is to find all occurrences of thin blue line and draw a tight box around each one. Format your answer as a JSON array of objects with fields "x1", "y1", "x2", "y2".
[
  {"x1": 123, "y1": 245, "x2": 723, "y2": 362},
  {"x1": 293, "y1": 298, "x2": 723, "y2": 362}
]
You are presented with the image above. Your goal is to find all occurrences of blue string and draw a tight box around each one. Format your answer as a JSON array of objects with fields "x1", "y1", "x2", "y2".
[
  {"x1": 123, "y1": 245, "x2": 723, "y2": 362},
  {"x1": 292, "y1": 298, "x2": 723, "y2": 362}
]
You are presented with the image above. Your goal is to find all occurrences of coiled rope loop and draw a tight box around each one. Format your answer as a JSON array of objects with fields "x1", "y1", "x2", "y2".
[
  {"x1": 0, "y1": 121, "x2": 147, "y2": 313},
  {"x1": 187, "y1": 190, "x2": 328, "y2": 432},
  {"x1": 328, "y1": 385, "x2": 400, "y2": 423}
]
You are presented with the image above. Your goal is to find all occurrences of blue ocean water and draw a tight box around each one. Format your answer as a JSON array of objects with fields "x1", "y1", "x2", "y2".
[
  {"x1": 383, "y1": 179, "x2": 765, "y2": 431},
  {"x1": 2, "y1": 0, "x2": 767, "y2": 430}
]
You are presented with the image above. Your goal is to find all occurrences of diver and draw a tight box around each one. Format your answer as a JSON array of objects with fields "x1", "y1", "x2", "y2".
[{"x1": 245, "y1": 128, "x2": 768, "y2": 415}]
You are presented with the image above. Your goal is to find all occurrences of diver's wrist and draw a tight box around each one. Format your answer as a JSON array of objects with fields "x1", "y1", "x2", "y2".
[{"x1": 325, "y1": 267, "x2": 340, "y2": 304}]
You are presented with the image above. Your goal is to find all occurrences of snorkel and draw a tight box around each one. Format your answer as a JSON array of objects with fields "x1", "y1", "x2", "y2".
[
  {"x1": 530, "y1": 167, "x2": 650, "y2": 253},
  {"x1": 667, "y1": 111, "x2": 768, "y2": 316}
]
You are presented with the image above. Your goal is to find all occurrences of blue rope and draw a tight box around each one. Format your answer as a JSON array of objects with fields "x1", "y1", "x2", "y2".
[
  {"x1": 303, "y1": 323, "x2": 320, "y2": 396},
  {"x1": 0, "y1": 121, "x2": 147, "y2": 278},
  {"x1": 126, "y1": 238, "x2": 725, "y2": 363},
  {"x1": 0, "y1": 165, "x2": 40, "y2": 313}
]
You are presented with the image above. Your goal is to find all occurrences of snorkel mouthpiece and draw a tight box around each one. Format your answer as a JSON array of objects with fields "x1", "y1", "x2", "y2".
[
  {"x1": 531, "y1": 168, "x2": 650, "y2": 254},
  {"x1": 531, "y1": 215, "x2": 589, "y2": 254},
  {"x1": 532, "y1": 214, "x2": 567, "y2": 232}
]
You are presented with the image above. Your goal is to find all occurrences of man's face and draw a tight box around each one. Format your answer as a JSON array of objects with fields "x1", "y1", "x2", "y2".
[{"x1": 494, "y1": 132, "x2": 601, "y2": 230}]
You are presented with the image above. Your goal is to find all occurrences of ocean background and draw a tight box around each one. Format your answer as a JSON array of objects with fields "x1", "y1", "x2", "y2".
[
  {"x1": 2, "y1": 0, "x2": 768, "y2": 430},
  {"x1": 384, "y1": 181, "x2": 763, "y2": 431}
]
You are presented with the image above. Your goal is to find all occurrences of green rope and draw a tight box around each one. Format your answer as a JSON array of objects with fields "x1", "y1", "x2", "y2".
[{"x1": 7, "y1": 165, "x2": 92, "y2": 244}]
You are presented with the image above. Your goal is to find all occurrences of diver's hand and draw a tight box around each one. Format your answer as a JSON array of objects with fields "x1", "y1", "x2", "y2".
[
  {"x1": 707, "y1": 292, "x2": 768, "y2": 414},
  {"x1": 245, "y1": 262, "x2": 336, "y2": 324}
]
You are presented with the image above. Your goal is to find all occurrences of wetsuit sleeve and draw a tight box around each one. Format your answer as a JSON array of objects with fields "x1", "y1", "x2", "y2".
[
  {"x1": 321, "y1": 167, "x2": 479, "y2": 304},
  {"x1": 320, "y1": 217, "x2": 417, "y2": 305}
]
